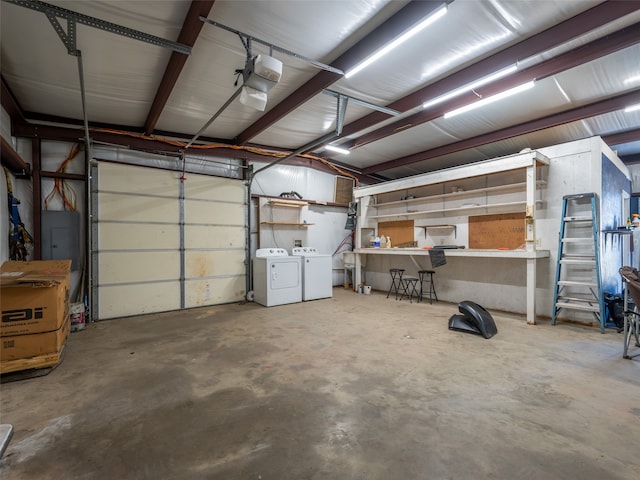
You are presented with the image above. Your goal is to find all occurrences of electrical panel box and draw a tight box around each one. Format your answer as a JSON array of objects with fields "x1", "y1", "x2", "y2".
[{"x1": 41, "y1": 210, "x2": 80, "y2": 270}]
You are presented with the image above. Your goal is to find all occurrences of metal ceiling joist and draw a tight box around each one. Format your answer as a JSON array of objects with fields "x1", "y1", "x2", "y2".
[
  {"x1": 144, "y1": 0, "x2": 216, "y2": 135},
  {"x1": 234, "y1": 0, "x2": 448, "y2": 145},
  {"x1": 3, "y1": 0, "x2": 192, "y2": 55},
  {"x1": 311, "y1": 0, "x2": 640, "y2": 151},
  {"x1": 352, "y1": 21, "x2": 640, "y2": 150},
  {"x1": 603, "y1": 128, "x2": 640, "y2": 148},
  {"x1": 1, "y1": 136, "x2": 30, "y2": 176},
  {"x1": 322, "y1": 90, "x2": 400, "y2": 117},
  {"x1": 364, "y1": 89, "x2": 640, "y2": 174}
]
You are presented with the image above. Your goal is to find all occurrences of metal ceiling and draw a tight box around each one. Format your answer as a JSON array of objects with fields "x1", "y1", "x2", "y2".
[{"x1": 1, "y1": 0, "x2": 640, "y2": 183}]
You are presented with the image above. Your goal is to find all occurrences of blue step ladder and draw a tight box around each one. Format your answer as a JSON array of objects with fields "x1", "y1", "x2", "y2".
[{"x1": 552, "y1": 193, "x2": 605, "y2": 332}]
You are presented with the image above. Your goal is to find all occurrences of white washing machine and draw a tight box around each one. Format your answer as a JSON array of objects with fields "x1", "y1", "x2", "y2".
[
  {"x1": 292, "y1": 247, "x2": 333, "y2": 301},
  {"x1": 253, "y1": 248, "x2": 302, "y2": 307}
]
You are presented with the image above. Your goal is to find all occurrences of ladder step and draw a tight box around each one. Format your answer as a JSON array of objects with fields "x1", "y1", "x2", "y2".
[
  {"x1": 561, "y1": 238, "x2": 593, "y2": 243},
  {"x1": 559, "y1": 258, "x2": 596, "y2": 265},
  {"x1": 557, "y1": 295, "x2": 598, "y2": 303},
  {"x1": 563, "y1": 216, "x2": 593, "y2": 222},
  {"x1": 555, "y1": 301, "x2": 600, "y2": 312},
  {"x1": 561, "y1": 253, "x2": 595, "y2": 258},
  {"x1": 558, "y1": 280, "x2": 597, "y2": 287}
]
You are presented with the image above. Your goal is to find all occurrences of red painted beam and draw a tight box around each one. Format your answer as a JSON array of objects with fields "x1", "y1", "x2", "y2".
[
  {"x1": 234, "y1": 1, "x2": 448, "y2": 145},
  {"x1": 1, "y1": 135, "x2": 30, "y2": 175},
  {"x1": 364, "y1": 89, "x2": 640, "y2": 174},
  {"x1": 144, "y1": 0, "x2": 216, "y2": 135},
  {"x1": 603, "y1": 128, "x2": 640, "y2": 147},
  {"x1": 1, "y1": 75, "x2": 25, "y2": 124}
]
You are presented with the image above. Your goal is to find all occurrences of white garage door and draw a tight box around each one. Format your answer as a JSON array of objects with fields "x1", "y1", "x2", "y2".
[{"x1": 91, "y1": 162, "x2": 246, "y2": 320}]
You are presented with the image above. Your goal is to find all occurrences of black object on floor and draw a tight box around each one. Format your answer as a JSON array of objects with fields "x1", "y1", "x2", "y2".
[{"x1": 448, "y1": 301, "x2": 498, "y2": 339}]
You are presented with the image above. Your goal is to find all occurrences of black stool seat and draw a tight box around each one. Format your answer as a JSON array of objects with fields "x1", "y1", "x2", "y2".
[
  {"x1": 418, "y1": 270, "x2": 438, "y2": 304},
  {"x1": 387, "y1": 268, "x2": 405, "y2": 300},
  {"x1": 400, "y1": 276, "x2": 419, "y2": 303}
]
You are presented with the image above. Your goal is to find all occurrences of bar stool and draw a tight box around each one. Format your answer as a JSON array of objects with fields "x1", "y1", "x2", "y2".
[
  {"x1": 387, "y1": 268, "x2": 405, "y2": 299},
  {"x1": 418, "y1": 270, "x2": 438, "y2": 304},
  {"x1": 400, "y1": 276, "x2": 420, "y2": 303}
]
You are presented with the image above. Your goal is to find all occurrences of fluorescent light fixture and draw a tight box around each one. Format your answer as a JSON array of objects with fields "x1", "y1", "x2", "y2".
[
  {"x1": 625, "y1": 103, "x2": 640, "y2": 113},
  {"x1": 345, "y1": 4, "x2": 448, "y2": 79},
  {"x1": 624, "y1": 75, "x2": 640, "y2": 85},
  {"x1": 444, "y1": 81, "x2": 536, "y2": 119},
  {"x1": 325, "y1": 145, "x2": 350, "y2": 155},
  {"x1": 422, "y1": 65, "x2": 518, "y2": 109}
]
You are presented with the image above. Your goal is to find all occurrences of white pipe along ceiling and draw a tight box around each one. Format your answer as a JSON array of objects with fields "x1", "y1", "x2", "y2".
[{"x1": 1, "y1": 0, "x2": 640, "y2": 182}]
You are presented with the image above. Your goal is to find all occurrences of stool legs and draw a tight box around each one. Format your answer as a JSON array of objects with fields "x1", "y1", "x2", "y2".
[
  {"x1": 387, "y1": 269, "x2": 404, "y2": 299},
  {"x1": 399, "y1": 277, "x2": 419, "y2": 303},
  {"x1": 418, "y1": 270, "x2": 438, "y2": 304}
]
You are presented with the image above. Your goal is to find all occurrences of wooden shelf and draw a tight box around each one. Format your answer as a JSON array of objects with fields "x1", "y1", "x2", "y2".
[
  {"x1": 372, "y1": 180, "x2": 546, "y2": 209},
  {"x1": 260, "y1": 222, "x2": 314, "y2": 226},
  {"x1": 368, "y1": 201, "x2": 536, "y2": 219},
  {"x1": 268, "y1": 199, "x2": 308, "y2": 207}
]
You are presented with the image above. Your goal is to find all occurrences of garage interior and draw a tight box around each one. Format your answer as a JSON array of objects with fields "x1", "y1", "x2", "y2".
[{"x1": 1, "y1": 1, "x2": 640, "y2": 478}]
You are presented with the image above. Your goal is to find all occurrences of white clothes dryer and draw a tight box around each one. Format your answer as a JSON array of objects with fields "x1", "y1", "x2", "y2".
[
  {"x1": 292, "y1": 247, "x2": 333, "y2": 301},
  {"x1": 253, "y1": 248, "x2": 302, "y2": 306}
]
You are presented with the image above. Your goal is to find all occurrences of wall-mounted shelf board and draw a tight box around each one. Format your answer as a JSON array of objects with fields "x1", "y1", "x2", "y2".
[
  {"x1": 260, "y1": 222, "x2": 314, "y2": 226},
  {"x1": 268, "y1": 200, "x2": 308, "y2": 207},
  {"x1": 372, "y1": 181, "x2": 546, "y2": 209},
  {"x1": 368, "y1": 201, "x2": 537, "y2": 219}
]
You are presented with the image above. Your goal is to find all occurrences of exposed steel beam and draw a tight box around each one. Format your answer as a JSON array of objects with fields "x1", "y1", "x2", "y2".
[
  {"x1": 603, "y1": 128, "x2": 640, "y2": 147},
  {"x1": 1, "y1": 136, "x2": 30, "y2": 175},
  {"x1": 11, "y1": 122, "x2": 376, "y2": 184},
  {"x1": 364, "y1": 89, "x2": 640, "y2": 174},
  {"x1": 234, "y1": 0, "x2": 449, "y2": 145},
  {"x1": 144, "y1": 0, "x2": 216, "y2": 135},
  {"x1": 1, "y1": 75, "x2": 26, "y2": 124},
  {"x1": 313, "y1": 0, "x2": 640, "y2": 150},
  {"x1": 352, "y1": 22, "x2": 640, "y2": 150}
]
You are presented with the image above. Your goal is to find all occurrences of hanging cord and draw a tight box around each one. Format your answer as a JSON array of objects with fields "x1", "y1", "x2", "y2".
[
  {"x1": 3, "y1": 166, "x2": 34, "y2": 261},
  {"x1": 44, "y1": 143, "x2": 81, "y2": 211},
  {"x1": 332, "y1": 232, "x2": 353, "y2": 256}
]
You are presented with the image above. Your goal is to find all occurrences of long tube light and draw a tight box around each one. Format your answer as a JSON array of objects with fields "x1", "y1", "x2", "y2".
[
  {"x1": 443, "y1": 81, "x2": 536, "y2": 119},
  {"x1": 625, "y1": 103, "x2": 640, "y2": 113},
  {"x1": 325, "y1": 145, "x2": 351, "y2": 155},
  {"x1": 345, "y1": 4, "x2": 448, "y2": 79},
  {"x1": 422, "y1": 65, "x2": 518, "y2": 109}
]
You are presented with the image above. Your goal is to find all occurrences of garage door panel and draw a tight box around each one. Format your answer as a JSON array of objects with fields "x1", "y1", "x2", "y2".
[
  {"x1": 185, "y1": 225, "x2": 245, "y2": 249},
  {"x1": 99, "y1": 282, "x2": 180, "y2": 319},
  {"x1": 94, "y1": 162, "x2": 246, "y2": 320},
  {"x1": 185, "y1": 250, "x2": 245, "y2": 278},
  {"x1": 100, "y1": 223, "x2": 179, "y2": 250},
  {"x1": 185, "y1": 276, "x2": 245, "y2": 308},
  {"x1": 99, "y1": 192, "x2": 179, "y2": 223},
  {"x1": 99, "y1": 251, "x2": 179, "y2": 283},
  {"x1": 185, "y1": 200, "x2": 244, "y2": 225},
  {"x1": 185, "y1": 175, "x2": 244, "y2": 201},
  {"x1": 99, "y1": 163, "x2": 180, "y2": 196}
]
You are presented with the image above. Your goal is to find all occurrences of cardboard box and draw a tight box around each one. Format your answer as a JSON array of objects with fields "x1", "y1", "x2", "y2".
[
  {"x1": 1, "y1": 260, "x2": 71, "y2": 337},
  {"x1": 0, "y1": 318, "x2": 70, "y2": 361}
]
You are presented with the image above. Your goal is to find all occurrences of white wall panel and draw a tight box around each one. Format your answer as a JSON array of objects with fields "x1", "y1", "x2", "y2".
[
  {"x1": 185, "y1": 250, "x2": 245, "y2": 278},
  {"x1": 99, "y1": 283, "x2": 180, "y2": 319},
  {"x1": 185, "y1": 199, "x2": 244, "y2": 225},
  {"x1": 185, "y1": 174, "x2": 245, "y2": 201},
  {"x1": 99, "y1": 162, "x2": 180, "y2": 196},
  {"x1": 99, "y1": 251, "x2": 179, "y2": 284},
  {"x1": 185, "y1": 277, "x2": 246, "y2": 309},
  {"x1": 99, "y1": 223, "x2": 179, "y2": 250},
  {"x1": 185, "y1": 225, "x2": 245, "y2": 249},
  {"x1": 99, "y1": 193, "x2": 179, "y2": 223}
]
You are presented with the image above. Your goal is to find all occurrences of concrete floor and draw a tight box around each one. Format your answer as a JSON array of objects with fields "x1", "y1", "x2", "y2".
[{"x1": 1, "y1": 288, "x2": 639, "y2": 479}]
